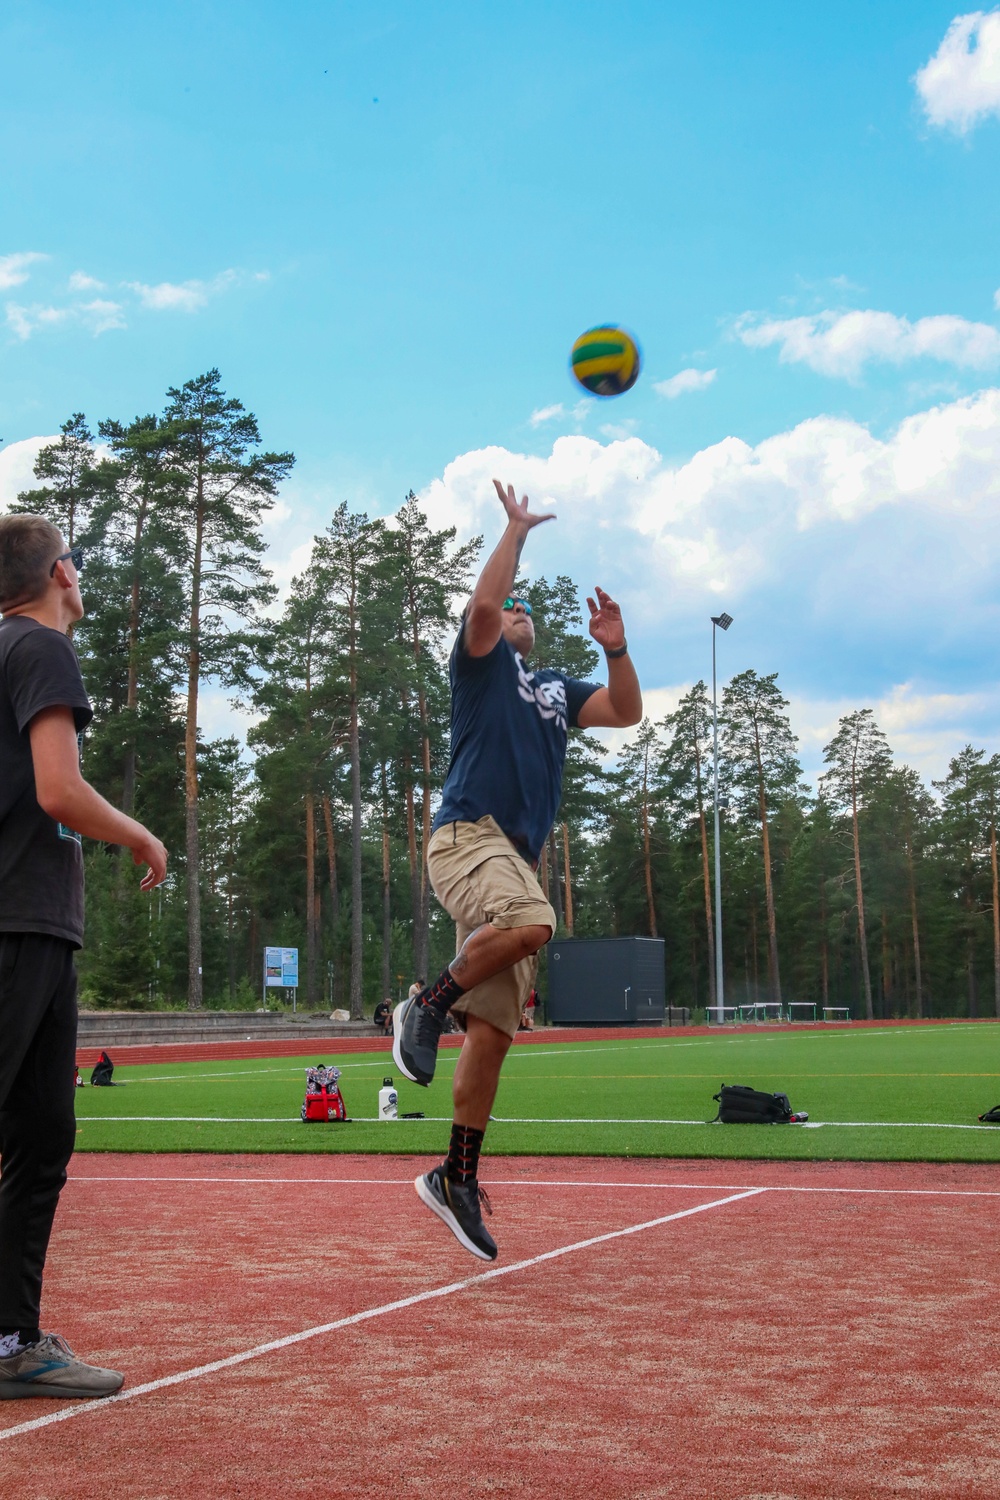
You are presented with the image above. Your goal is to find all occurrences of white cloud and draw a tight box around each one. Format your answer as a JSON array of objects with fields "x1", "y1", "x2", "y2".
[
  {"x1": 915, "y1": 9, "x2": 1000, "y2": 133},
  {"x1": 0, "y1": 252, "x2": 47, "y2": 291},
  {"x1": 5, "y1": 298, "x2": 125, "y2": 341},
  {"x1": 735, "y1": 308, "x2": 1000, "y2": 379},
  {"x1": 80, "y1": 299, "x2": 126, "y2": 334},
  {"x1": 68, "y1": 271, "x2": 106, "y2": 292},
  {"x1": 417, "y1": 386, "x2": 1000, "y2": 662},
  {"x1": 126, "y1": 268, "x2": 266, "y2": 313},
  {"x1": 529, "y1": 403, "x2": 566, "y2": 427},
  {"x1": 5, "y1": 303, "x2": 69, "y2": 341},
  {"x1": 0, "y1": 436, "x2": 60, "y2": 509},
  {"x1": 654, "y1": 367, "x2": 718, "y2": 399}
]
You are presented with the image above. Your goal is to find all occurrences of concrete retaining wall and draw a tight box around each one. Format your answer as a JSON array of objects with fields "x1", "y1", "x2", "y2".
[{"x1": 76, "y1": 1011, "x2": 380, "y2": 1047}]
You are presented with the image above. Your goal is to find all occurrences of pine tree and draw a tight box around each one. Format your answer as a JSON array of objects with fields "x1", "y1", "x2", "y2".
[
  {"x1": 721, "y1": 669, "x2": 803, "y2": 1006},
  {"x1": 819, "y1": 710, "x2": 893, "y2": 1020},
  {"x1": 163, "y1": 370, "x2": 293, "y2": 1008},
  {"x1": 313, "y1": 503, "x2": 387, "y2": 1019},
  {"x1": 13, "y1": 413, "x2": 98, "y2": 544},
  {"x1": 660, "y1": 682, "x2": 717, "y2": 1008}
]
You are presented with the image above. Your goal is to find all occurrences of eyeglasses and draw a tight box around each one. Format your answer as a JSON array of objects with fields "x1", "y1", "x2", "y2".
[
  {"x1": 502, "y1": 597, "x2": 532, "y2": 615},
  {"x1": 49, "y1": 547, "x2": 84, "y2": 577}
]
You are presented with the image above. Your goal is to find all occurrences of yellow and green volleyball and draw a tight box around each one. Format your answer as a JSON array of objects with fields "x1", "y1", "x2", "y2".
[{"x1": 570, "y1": 325, "x2": 641, "y2": 397}]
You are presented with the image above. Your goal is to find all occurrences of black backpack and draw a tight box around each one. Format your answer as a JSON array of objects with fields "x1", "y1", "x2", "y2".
[
  {"x1": 978, "y1": 1105, "x2": 1000, "y2": 1123},
  {"x1": 712, "y1": 1084, "x2": 793, "y2": 1124},
  {"x1": 90, "y1": 1050, "x2": 115, "y2": 1087}
]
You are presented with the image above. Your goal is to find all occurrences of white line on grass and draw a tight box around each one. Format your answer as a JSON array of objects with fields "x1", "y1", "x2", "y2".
[
  {"x1": 66, "y1": 1175, "x2": 1000, "y2": 1197},
  {"x1": 74, "y1": 1114, "x2": 1000, "y2": 1131},
  {"x1": 0, "y1": 1187, "x2": 765, "y2": 1443}
]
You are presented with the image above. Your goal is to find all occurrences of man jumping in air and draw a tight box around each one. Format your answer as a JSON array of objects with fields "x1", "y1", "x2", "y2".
[{"x1": 394, "y1": 479, "x2": 642, "y2": 1259}]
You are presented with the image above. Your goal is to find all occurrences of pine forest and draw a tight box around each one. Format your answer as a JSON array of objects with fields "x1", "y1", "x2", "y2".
[{"x1": 14, "y1": 371, "x2": 1000, "y2": 1022}]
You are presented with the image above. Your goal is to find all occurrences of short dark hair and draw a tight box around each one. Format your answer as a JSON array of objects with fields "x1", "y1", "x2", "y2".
[{"x1": 0, "y1": 514, "x2": 63, "y2": 612}]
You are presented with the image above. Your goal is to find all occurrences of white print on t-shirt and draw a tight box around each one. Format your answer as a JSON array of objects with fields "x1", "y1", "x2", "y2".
[{"x1": 515, "y1": 654, "x2": 568, "y2": 733}]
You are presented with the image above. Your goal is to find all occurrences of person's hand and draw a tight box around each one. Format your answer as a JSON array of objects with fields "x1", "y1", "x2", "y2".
[
  {"x1": 132, "y1": 828, "x2": 168, "y2": 890},
  {"x1": 586, "y1": 587, "x2": 626, "y2": 653},
  {"x1": 493, "y1": 479, "x2": 556, "y2": 532}
]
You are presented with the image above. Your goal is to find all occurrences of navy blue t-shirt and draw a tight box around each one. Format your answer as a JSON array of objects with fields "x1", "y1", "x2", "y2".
[{"x1": 432, "y1": 624, "x2": 599, "y2": 864}]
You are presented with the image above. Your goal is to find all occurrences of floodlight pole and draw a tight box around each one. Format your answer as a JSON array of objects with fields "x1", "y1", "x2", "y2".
[{"x1": 711, "y1": 614, "x2": 733, "y2": 1022}]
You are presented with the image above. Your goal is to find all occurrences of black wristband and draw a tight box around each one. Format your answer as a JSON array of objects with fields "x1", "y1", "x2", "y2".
[{"x1": 604, "y1": 639, "x2": 628, "y2": 660}]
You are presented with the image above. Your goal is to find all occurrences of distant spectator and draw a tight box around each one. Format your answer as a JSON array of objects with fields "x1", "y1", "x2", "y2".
[
  {"x1": 408, "y1": 978, "x2": 426, "y2": 1000},
  {"x1": 518, "y1": 988, "x2": 538, "y2": 1031},
  {"x1": 373, "y1": 999, "x2": 393, "y2": 1035}
]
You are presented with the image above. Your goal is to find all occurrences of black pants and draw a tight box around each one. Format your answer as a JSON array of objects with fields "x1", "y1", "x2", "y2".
[{"x1": 0, "y1": 933, "x2": 77, "y2": 1333}]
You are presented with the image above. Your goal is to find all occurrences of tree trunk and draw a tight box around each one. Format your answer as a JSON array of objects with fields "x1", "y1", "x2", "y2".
[
  {"x1": 907, "y1": 837, "x2": 923, "y2": 1018},
  {"x1": 750, "y1": 904, "x2": 759, "y2": 1001},
  {"x1": 305, "y1": 788, "x2": 318, "y2": 1007},
  {"x1": 121, "y1": 511, "x2": 145, "y2": 817},
  {"x1": 349, "y1": 695, "x2": 364, "y2": 1019},
  {"x1": 819, "y1": 879, "x2": 829, "y2": 1009},
  {"x1": 404, "y1": 774, "x2": 421, "y2": 971},
  {"x1": 991, "y1": 820, "x2": 1000, "y2": 1019},
  {"x1": 693, "y1": 739, "x2": 715, "y2": 1008},
  {"x1": 851, "y1": 785, "x2": 874, "y2": 1020},
  {"x1": 756, "y1": 775, "x2": 781, "y2": 1005},
  {"x1": 562, "y1": 822, "x2": 574, "y2": 936},
  {"x1": 967, "y1": 934, "x2": 978, "y2": 1019},
  {"x1": 641, "y1": 798, "x2": 656, "y2": 939},
  {"x1": 322, "y1": 793, "x2": 340, "y2": 1008},
  {"x1": 417, "y1": 701, "x2": 433, "y2": 979},
  {"x1": 184, "y1": 511, "x2": 204, "y2": 1009},
  {"x1": 881, "y1": 908, "x2": 891, "y2": 1019},
  {"x1": 548, "y1": 827, "x2": 563, "y2": 929},
  {"x1": 381, "y1": 766, "x2": 392, "y2": 1003}
]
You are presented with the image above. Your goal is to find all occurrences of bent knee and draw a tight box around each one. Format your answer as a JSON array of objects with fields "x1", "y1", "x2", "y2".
[{"x1": 515, "y1": 923, "x2": 552, "y2": 956}]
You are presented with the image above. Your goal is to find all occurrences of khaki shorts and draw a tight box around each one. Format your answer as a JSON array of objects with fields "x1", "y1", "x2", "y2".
[{"x1": 427, "y1": 815, "x2": 557, "y2": 1040}]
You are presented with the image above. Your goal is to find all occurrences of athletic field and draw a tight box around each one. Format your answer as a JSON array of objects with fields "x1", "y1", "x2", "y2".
[
  {"x1": 0, "y1": 1021, "x2": 995, "y2": 1496},
  {"x1": 74, "y1": 1020, "x2": 1000, "y2": 1161}
]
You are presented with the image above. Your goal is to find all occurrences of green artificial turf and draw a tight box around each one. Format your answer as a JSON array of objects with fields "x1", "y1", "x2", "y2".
[{"x1": 73, "y1": 1023, "x2": 1000, "y2": 1162}]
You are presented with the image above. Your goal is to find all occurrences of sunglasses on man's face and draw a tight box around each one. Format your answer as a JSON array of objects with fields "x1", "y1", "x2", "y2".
[
  {"x1": 502, "y1": 597, "x2": 532, "y2": 615},
  {"x1": 49, "y1": 547, "x2": 84, "y2": 577}
]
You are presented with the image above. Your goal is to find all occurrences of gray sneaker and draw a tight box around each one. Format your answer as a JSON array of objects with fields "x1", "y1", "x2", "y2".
[{"x1": 0, "y1": 1334, "x2": 124, "y2": 1400}]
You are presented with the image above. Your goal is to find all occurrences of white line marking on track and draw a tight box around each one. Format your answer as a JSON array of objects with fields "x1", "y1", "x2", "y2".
[
  {"x1": 0, "y1": 1187, "x2": 765, "y2": 1443},
  {"x1": 65, "y1": 1175, "x2": 1000, "y2": 1197}
]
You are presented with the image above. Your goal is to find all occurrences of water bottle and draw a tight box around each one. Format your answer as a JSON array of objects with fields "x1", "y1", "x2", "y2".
[{"x1": 378, "y1": 1076, "x2": 398, "y2": 1120}]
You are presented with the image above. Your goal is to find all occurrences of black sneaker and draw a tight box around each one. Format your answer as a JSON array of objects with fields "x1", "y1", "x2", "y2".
[
  {"x1": 393, "y1": 994, "x2": 447, "y2": 1087},
  {"x1": 414, "y1": 1164, "x2": 497, "y2": 1261}
]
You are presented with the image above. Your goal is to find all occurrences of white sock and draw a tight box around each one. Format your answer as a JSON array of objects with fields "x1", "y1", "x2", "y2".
[{"x1": 0, "y1": 1333, "x2": 23, "y2": 1358}]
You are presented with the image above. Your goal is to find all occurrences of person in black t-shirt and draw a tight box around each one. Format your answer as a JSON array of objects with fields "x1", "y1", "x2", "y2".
[
  {"x1": 0, "y1": 514, "x2": 167, "y2": 1401},
  {"x1": 396, "y1": 479, "x2": 642, "y2": 1261}
]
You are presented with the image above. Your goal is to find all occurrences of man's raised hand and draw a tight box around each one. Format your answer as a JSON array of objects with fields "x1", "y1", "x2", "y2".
[
  {"x1": 586, "y1": 587, "x2": 626, "y2": 653},
  {"x1": 493, "y1": 479, "x2": 556, "y2": 531}
]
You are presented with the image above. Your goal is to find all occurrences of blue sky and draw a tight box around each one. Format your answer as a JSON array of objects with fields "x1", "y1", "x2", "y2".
[{"x1": 4, "y1": 1, "x2": 1000, "y2": 780}]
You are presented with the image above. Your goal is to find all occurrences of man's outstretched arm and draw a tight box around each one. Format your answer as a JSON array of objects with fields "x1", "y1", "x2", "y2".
[
  {"x1": 576, "y1": 585, "x2": 643, "y2": 729},
  {"x1": 463, "y1": 479, "x2": 555, "y2": 658}
]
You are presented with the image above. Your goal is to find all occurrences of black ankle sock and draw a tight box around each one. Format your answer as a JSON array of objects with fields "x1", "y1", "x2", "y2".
[
  {"x1": 419, "y1": 966, "x2": 465, "y2": 1018},
  {"x1": 446, "y1": 1123, "x2": 484, "y2": 1184},
  {"x1": 18, "y1": 1328, "x2": 40, "y2": 1347}
]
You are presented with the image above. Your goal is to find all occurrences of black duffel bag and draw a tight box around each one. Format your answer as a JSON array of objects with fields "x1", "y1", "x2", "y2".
[{"x1": 712, "y1": 1084, "x2": 794, "y2": 1124}]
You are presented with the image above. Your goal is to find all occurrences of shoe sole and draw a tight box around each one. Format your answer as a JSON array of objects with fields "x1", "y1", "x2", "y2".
[
  {"x1": 0, "y1": 1378, "x2": 123, "y2": 1399},
  {"x1": 414, "y1": 1174, "x2": 496, "y2": 1261},
  {"x1": 392, "y1": 998, "x2": 425, "y2": 1085}
]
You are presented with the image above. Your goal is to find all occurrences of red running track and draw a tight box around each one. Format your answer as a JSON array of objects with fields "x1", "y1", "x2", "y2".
[{"x1": 0, "y1": 1153, "x2": 997, "y2": 1498}]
